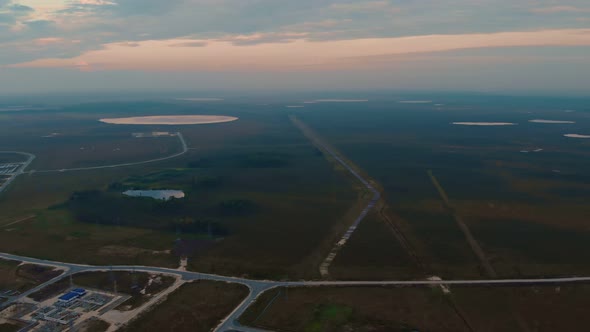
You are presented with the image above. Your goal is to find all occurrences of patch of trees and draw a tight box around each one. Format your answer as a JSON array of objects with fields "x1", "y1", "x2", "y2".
[
  {"x1": 217, "y1": 199, "x2": 258, "y2": 217},
  {"x1": 67, "y1": 190, "x2": 228, "y2": 236},
  {"x1": 188, "y1": 152, "x2": 290, "y2": 169},
  {"x1": 238, "y1": 152, "x2": 289, "y2": 168},
  {"x1": 191, "y1": 175, "x2": 223, "y2": 189},
  {"x1": 170, "y1": 217, "x2": 228, "y2": 236},
  {"x1": 187, "y1": 158, "x2": 213, "y2": 168}
]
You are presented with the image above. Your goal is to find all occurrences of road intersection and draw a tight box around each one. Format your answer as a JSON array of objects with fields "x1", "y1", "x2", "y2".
[{"x1": 3, "y1": 253, "x2": 590, "y2": 332}]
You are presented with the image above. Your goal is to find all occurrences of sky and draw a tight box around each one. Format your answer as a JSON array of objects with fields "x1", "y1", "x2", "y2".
[{"x1": 0, "y1": 0, "x2": 589, "y2": 94}]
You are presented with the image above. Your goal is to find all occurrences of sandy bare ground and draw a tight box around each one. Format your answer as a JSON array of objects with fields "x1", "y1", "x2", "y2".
[
  {"x1": 102, "y1": 276, "x2": 185, "y2": 331},
  {"x1": 529, "y1": 119, "x2": 575, "y2": 124},
  {"x1": 176, "y1": 98, "x2": 223, "y2": 101},
  {"x1": 399, "y1": 100, "x2": 433, "y2": 104},
  {"x1": 99, "y1": 115, "x2": 238, "y2": 125},
  {"x1": 452, "y1": 122, "x2": 516, "y2": 126},
  {"x1": 564, "y1": 134, "x2": 590, "y2": 138},
  {"x1": 313, "y1": 99, "x2": 369, "y2": 103}
]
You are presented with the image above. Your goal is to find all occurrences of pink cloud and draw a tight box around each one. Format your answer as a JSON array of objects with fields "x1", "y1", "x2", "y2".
[
  {"x1": 75, "y1": 0, "x2": 117, "y2": 5},
  {"x1": 34, "y1": 38, "x2": 65, "y2": 46},
  {"x1": 531, "y1": 6, "x2": 590, "y2": 14},
  {"x1": 10, "y1": 29, "x2": 590, "y2": 72}
]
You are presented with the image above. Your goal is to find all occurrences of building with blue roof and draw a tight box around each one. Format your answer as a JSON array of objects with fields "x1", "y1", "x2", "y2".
[
  {"x1": 71, "y1": 288, "x2": 87, "y2": 296},
  {"x1": 57, "y1": 292, "x2": 79, "y2": 304}
]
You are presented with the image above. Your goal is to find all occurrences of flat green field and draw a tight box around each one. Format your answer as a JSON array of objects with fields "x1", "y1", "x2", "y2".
[
  {"x1": 0, "y1": 102, "x2": 356, "y2": 279},
  {"x1": 241, "y1": 284, "x2": 590, "y2": 332},
  {"x1": 296, "y1": 97, "x2": 590, "y2": 278},
  {"x1": 121, "y1": 281, "x2": 248, "y2": 332},
  {"x1": 241, "y1": 286, "x2": 469, "y2": 332},
  {"x1": 0, "y1": 259, "x2": 62, "y2": 293}
]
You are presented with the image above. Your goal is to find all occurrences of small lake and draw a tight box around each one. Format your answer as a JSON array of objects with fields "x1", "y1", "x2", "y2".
[{"x1": 123, "y1": 190, "x2": 185, "y2": 201}]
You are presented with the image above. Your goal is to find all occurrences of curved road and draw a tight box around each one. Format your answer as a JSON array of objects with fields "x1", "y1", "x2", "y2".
[
  {"x1": 3, "y1": 253, "x2": 590, "y2": 332},
  {"x1": 31, "y1": 132, "x2": 187, "y2": 174},
  {"x1": 0, "y1": 133, "x2": 186, "y2": 197}
]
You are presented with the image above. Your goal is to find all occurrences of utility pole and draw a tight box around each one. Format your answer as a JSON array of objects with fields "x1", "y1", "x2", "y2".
[{"x1": 110, "y1": 266, "x2": 117, "y2": 294}]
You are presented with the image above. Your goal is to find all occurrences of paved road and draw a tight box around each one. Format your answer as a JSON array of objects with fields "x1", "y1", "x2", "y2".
[
  {"x1": 0, "y1": 151, "x2": 35, "y2": 195},
  {"x1": 30, "y1": 132, "x2": 188, "y2": 174},
  {"x1": 291, "y1": 117, "x2": 380, "y2": 277},
  {"x1": 4, "y1": 253, "x2": 590, "y2": 331}
]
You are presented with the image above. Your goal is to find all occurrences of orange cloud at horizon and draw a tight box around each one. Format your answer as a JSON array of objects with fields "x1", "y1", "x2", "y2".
[{"x1": 9, "y1": 29, "x2": 590, "y2": 72}]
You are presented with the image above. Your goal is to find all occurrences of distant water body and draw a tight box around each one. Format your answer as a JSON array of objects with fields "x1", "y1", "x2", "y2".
[
  {"x1": 100, "y1": 115, "x2": 238, "y2": 125},
  {"x1": 529, "y1": 119, "x2": 575, "y2": 124},
  {"x1": 452, "y1": 122, "x2": 516, "y2": 126},
  {"x1": 564, "y1": 134, "x2": 590, "y2": 139},
  {"x1": 123, "y1": 190, "x2": 185, "y2": 200}
]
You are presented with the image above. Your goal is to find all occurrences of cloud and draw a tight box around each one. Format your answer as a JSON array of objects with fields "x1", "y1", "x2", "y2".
[
  {"x1": 76, "y1": 0, "x2": 117, "y2": 5},
  {"x1": 10, "y1": 29, "x2": 590, "y2": 72},
  {"x1": 169, "y1": 41, "x2": 208, "y2": 47},
  {"x1": 330, "y1": 1, "x2": 400, "y2": 14},
  {"x1": 221, "y1": 32, "x2": 310, "y2": 46},
  {"x1": 7, "y1": 4, "x2": 34, "y2": 13},
  {"x1": 2, "y1": 0, "x2": 590, "y2": 69},
  {"x1": 531, "y1": 6, "x2": 590, "y2": 14},
  {"x1": 62, "y1": 0, "x2": 183, "y2": 16}
]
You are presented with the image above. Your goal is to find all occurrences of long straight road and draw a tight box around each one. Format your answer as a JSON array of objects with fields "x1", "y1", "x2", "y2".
[
  {"x1": 4, "y1": 253, "x2": 590, "y2": 332},
  {"x1": 290, "y1": 116, "x2": 381, "y2": 277}
]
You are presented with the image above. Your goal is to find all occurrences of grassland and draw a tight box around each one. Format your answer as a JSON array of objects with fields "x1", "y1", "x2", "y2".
[
  {"x1": 77, "y1": 318, "x2": 110, "y2": 332},
  {"x1": 0, "y1": 154, "x2": 26, "y2": 164},
  {"x1": 0, "y1": 102, "x2": 356, "y2": 279},
  {"x1": 0, "y1": 323, "x2": 20, "y2": 332},
  {"x1": 329, "y1": 212, "x2": 419, "y2": 280},
  {"x1": 1, "y1": 96, "x2": 589, "y2": 281},
  {"x1": 241, "y1": 286, "x2": 469, "y2": 332},
  {"x1": 295, "y1": 97, "x2": 590, "y2": 279},
  {"x1": 0, "y1": 259, "x2": 62, "y2": 293},
  {"x1": 120, "y1": 281, "x2": 248, "y2": 332},
  {"x1": 241, "y1": 283, "x2": 590, "y2": 332}
]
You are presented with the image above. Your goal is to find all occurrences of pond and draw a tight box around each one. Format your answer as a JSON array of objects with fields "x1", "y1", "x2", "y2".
[{"x1": 123, "y1": 190, "x2": 185, "y2": 201}]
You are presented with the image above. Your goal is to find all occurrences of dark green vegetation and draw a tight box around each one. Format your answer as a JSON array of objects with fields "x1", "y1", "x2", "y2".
[
  {"x1": 242, "y1": 284, "x2": 590, "y2": 332},
  {"x1": 0, "y1": 153, "x2": 26, "y2": 164},
  {"x1": 28, "y1": 271, "x2": 175, "y2": 309},
  {"x1": 121, "y1": 281, "x2": 248, "y2": 332},
  {"x1": 241, "y1": 286, "x2": 469, "y2": 332},
  {"x1": 296, "y1": 95, "x2": 590, "y2": 278},
  {"x1": 1, "y1": 94, "x2": 589, "y2": 282},
  {"x1": 0, "y1": 101, "x2": 355, "y2": 279},
  {"x1": 0, "y1": 323, "x2": 20, "y2": 332},
  {"x1": 78, "y1": 318, "x2": 110, "y2": 332},
  {"x1": 452, "y1": 284, "x2": 590, "y2": 331},
  {"x1": 329, "y1": 212, "x2": 419, "y2": 280},
  {"x1": 0, "y1": 259, "x2": 62, "y2": 293}
]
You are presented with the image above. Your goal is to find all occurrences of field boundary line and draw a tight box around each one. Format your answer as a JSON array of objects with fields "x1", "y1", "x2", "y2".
[{"x1": 427, "y1": 170, "x2": 497, "y2": 278}]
